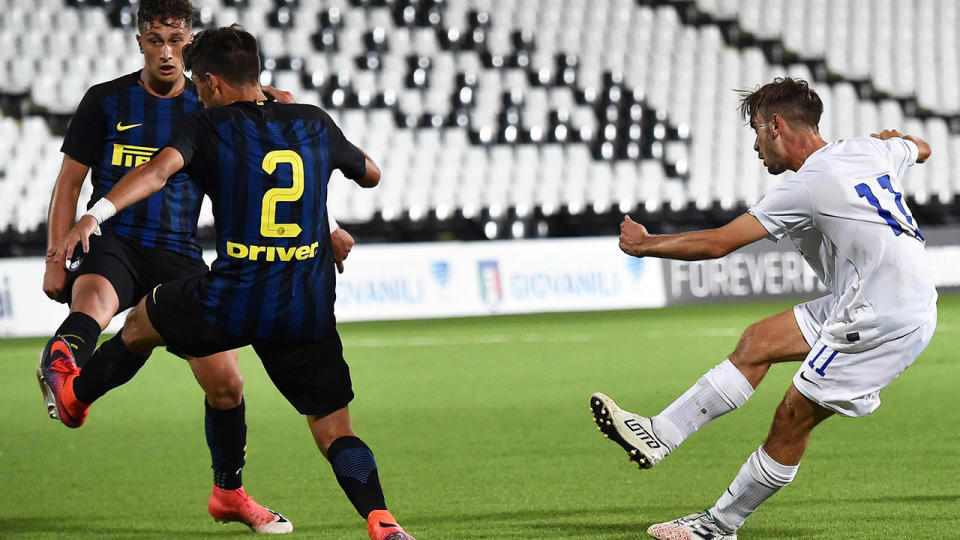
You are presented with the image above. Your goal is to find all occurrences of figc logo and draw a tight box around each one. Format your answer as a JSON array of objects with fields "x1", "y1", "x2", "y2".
[{"x1": 477, "y1": 260, "x2": 503, "y2": 305}]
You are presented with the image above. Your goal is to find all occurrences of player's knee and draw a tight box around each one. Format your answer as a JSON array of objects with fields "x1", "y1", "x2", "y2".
[
  {"x1": 120, "y1": 327, "x2": 152, "y2": 357},
  {"x1": 205, "y1": 372, "x2": 244, "y2": 409},
  {"x1": 71, "y1": 294, "x2": 115, "y2": 329},
  {"x1": 119, "y1": 306, "x2": 157, "y2": 356},
  {"x1": 71, "y1": 276, "x2": 119, "y2": 326},
  {"x1": 121, "y1": 308, "x2": 146, "y2": 340}
]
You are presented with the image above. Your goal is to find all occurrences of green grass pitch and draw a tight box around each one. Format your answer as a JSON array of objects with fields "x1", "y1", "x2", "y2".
[{"x1": 2, "y1": 295, "x2": 958, "y2": 539}]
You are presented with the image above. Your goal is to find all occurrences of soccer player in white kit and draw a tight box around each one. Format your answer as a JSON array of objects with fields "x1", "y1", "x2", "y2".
[{"x1": 589, "y1": 77, "x2": 937, "y2": 539}]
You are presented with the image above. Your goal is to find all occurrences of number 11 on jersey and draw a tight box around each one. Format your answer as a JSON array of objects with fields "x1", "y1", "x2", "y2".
[{"x1": 854, "y1": 174, "x2": 924, "y2": 240}]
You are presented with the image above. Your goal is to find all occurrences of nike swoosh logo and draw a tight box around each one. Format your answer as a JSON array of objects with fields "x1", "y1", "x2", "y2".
[
  {"x1": 116, "y1": 122, "x2": 143, "y2": 131},
  {"x1": 379, "y1": 521, "x2": 399, "y2": 528},
  {"x1": 798, "y1": 371, "x2": 820, "y2": 387},
  {"x1": 51, "y1": 339, "x2": 73, "y2": 360}
]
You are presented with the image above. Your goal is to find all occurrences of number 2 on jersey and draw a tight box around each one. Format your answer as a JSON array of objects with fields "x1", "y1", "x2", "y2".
[
  {"x1": 261, "y1": 150, "x2": 304, "y2": 238},
  {"x1": 854, "y1": 174, "x2": 924, "y2": 240}
]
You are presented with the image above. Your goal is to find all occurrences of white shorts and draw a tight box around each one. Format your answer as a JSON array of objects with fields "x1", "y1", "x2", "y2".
[{"x1": 792, "y1": 295, "x2": 937, "y2": 417}]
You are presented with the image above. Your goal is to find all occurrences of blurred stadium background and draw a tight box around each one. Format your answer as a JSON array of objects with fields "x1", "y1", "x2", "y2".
[
  {"x1": 1, "y1": 0, "x2": 959, "y2": 334},
  {"x1": 2, "y1": 0, "x2": 960, "y2": 245}
]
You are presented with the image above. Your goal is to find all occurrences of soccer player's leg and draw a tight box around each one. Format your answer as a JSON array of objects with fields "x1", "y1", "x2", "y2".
[
  {"x1": 307, "y1": 409, "x2": 415, "y2": 540},
  {"x1": 50, "y1": 234, "x2": 133, "y2": 368},
  {"x1": 649, "y1": 313, "x2": 937, "y2": 538},
  {"x1": 253, "y1": 334, "x2": 414, "y2": 540},
  {"x1": 60, "y1": 274, "x2": 117, "y2": 361},
  {"x1": 38, "y1": 236, "x2": 138, "y2": 426},
  {"x1": 41, "y1": 292, "x2": 166, "y2": 427},
  {"x1": 648, "y1": 385, "x2": 831, "y2": 539},
  {"x1": 188, "y1": 350, "x2": 292, "y2": 535},
  {"x1": 187, "y1": 350, "x2": 246, "y2": 495},
  {"x1": 187, "y1": 350, "x2": 248, "y2": 502},
  {"x1": 69, "y1": 295, "x2": 161, "y2": 404},
  {"x1": 137, "y1": 277, "x2": 290, "y2": 534},
  {"x1": 591, "y1": 302, "x2": 816, "y2": 468}
]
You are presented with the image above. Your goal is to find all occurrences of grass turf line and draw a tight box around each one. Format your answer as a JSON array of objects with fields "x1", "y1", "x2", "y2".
[{"x1": 1, "y1": 295, "x2": 958, "y2": 538}]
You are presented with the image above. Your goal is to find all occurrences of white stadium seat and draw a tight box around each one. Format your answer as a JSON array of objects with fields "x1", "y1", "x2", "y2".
[{"x1": 0, "y1": 0, "x2": 956, "y2": 245}]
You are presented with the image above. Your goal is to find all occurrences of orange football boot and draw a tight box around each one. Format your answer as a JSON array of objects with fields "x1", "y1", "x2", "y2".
[
  {"x1": 367, "y1": 509, "x2": 416, "y2": 540},
  {"x1": 36, "y1": 337, "x2": 88, "y2": 428},
  {"x1": 208, "y1": 486, "x2": 293, "y2": 534}
]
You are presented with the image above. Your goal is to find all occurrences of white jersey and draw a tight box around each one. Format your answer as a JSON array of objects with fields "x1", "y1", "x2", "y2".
[{"x1": 749, "y1": 136, "x2": 937, "y2": 353}]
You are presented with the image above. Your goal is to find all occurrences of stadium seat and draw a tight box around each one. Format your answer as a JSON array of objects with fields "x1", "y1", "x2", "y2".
[{"x1": 0, "y1": 0, "x2": 957, "y2": 248}]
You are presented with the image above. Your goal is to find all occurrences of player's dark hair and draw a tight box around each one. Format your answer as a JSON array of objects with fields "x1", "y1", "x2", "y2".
[
  {"x1": 184, "y1": 25, "x2": 261, "y2": 88},
  {"x1": 137, "y1": 0, "x2": 196, "y2": 30},
  {"x1": 738, "y1": 77, "x2": 823, "y2": 132}
]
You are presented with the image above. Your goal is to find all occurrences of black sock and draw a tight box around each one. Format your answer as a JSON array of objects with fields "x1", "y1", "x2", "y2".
[
  {"x1": 326, "y1": 436, "x2": 387, "y2": 518},
  {"x1": 54, "y1": 312, "x2": 102, "y2": 368},
  {"x1": 72, "y1": 332, "x2": 148, "y2": 404},
  {"x1": 206, "y1": 398, "x2": 246, "y2": 490}
]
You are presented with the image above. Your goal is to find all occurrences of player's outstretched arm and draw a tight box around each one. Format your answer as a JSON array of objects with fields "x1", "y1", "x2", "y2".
[
  {"x1": 619, "y1": 213, "x2": 768, "y2": 261},
  {"x1": 102, "y1": 147, "x2": 184, "y2": 210},
  {"x1": 43, "y1": 155, "x2": 90, "y2": 302},
  {"x1": 53, "y1": 147, "x2": 185, "y2": 263},
  {"x1": 871, "y1": 129, "x2": 931, "y2": 163}
]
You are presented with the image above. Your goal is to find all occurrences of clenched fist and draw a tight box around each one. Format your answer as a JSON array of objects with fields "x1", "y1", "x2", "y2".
[{"x1": 619, "y1": 215, "x2": 651, "y2": 257}]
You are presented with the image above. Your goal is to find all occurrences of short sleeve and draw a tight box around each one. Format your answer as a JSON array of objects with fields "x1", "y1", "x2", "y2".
[
  {"x1": 163, "y1": 111, "x2": 208, "y2": 167},
  {"x1": 884, "y1": 137, "x2": 919, "y2": 179},
  {"x1": 322, "y1": 112, "x2": 366, "y2": 180},
  {"x1": 748, "y1": 175, "x2": 815, "y2": 242},
  {"x1": 60, "y1": 87, "x2": 106, "y2": 166}
]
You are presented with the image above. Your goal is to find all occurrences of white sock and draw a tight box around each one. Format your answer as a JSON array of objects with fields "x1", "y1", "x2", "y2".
[
  {"x1": 709, "y1": 445, "x2": 799, "y2": 532},
  {"x1": 652, "y1": 359, "x2": 754, "y2": 450}
]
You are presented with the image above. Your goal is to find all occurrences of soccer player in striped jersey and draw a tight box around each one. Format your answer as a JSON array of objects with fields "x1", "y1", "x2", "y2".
[
  {"x1": 36, "y1": 0, "x2": 331, "y2": 533},
  {"x1": 47, "y1": 25, "x2": 415, "y2": 540}
]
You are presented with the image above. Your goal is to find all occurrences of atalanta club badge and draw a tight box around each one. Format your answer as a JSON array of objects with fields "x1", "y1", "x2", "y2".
[{"x1": 68, "y1": 256, "x2": 83, "y2": 272}]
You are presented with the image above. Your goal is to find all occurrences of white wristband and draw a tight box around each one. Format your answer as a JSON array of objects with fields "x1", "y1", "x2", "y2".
[
  {"x1": 84, "y1": 198, "x2": 117, "y2": 225},
  {"x1": 327, "y1": 211, "x2": 339, "y2": 232}
]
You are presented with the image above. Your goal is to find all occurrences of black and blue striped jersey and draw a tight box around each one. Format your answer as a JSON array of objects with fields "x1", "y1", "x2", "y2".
[
  {"x1": 165, "y1": 100, "x2": 366, "y2": 340},
  {"x1": 61, "y1": 72, "x2": 204, "y2": 259}
]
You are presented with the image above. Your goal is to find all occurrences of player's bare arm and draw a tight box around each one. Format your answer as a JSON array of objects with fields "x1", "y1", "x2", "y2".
[
  {"x1": 619, "y1": 212, "x2": 768, "y2": 261},
  {"x1": 870, "y1": 129, "x2": 931, "y2": 163},
  {"x1": 55, "y1": 147, "x2": 185, "y2": 262},
  {"x1": 355, "y1": 146, "x2": 381, "y2": 187},
  {"x1": 43, "y1": 155, "x2": 91, "y2": 302}
]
